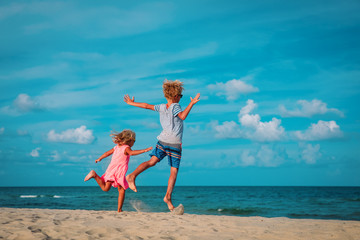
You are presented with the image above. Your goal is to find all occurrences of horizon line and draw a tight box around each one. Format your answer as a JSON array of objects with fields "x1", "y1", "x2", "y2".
[{"x1": 1, "y1": 185, "x2": 359, "y2": 188}]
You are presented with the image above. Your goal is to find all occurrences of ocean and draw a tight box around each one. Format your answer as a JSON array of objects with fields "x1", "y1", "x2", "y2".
[{"x1": 1, "y1": 186, "x2": 359, "y2": 221}]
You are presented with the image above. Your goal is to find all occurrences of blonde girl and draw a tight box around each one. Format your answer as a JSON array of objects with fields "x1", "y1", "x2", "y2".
[{"x1": 84, "y1": 129, "x2": 152, "y2": 212}]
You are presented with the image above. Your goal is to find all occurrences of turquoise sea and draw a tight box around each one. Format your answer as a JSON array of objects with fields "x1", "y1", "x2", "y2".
[{"x1": 1, "y1": 186, "x2": 359, "y2": 220}]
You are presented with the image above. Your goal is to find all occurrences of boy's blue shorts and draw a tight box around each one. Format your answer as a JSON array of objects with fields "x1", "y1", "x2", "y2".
[{"x1": 149, "y1": 141, "x2": 182, "y2": 168}]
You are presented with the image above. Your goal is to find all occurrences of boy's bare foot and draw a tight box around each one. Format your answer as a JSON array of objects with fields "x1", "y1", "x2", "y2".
[
  {"x1": 163, "y1": 196, "x2": 174, "y2": 211},
  {"x1": 84, "y1": 170, "x2": 96, "y2": 181},
  {"x1": 171, "y1": 204, "x2": 184, "y2": 215},
  {"x1": 126, "y1": 174, "x2": 137, "y2": 192}
]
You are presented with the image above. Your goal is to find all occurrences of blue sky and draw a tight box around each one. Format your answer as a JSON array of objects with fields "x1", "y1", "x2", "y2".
[{"x1": 1, "y1": 0, "x2": 359, "y2": 186}]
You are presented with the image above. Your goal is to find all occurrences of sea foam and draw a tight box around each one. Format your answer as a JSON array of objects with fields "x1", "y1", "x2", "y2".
[{"x1": 20, "y1": 195, "x2": 38, "y2": 198}]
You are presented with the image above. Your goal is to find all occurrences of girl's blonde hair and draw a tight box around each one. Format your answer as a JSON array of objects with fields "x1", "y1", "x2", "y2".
[
  {"x1": 163, "y1": 79, "x2": 184, "y2": 100},
  {"x1": 111, "y1": 129, "x2": 136, "y2": 145}
]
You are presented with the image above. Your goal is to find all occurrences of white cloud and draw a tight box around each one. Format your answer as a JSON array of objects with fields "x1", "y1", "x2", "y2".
[
  {"x1": 49, "y1": 150, "x2": 61, "y2": 162},
  {"x1": 1, "y1": 106, "x2": 18, "y2": 116},
  {"x1": 240, "y1": 99, "x2": 257, "y2": 115},
  {"x1": 248, "y1": 117, "x2": 285, "y2": 142},
  {"x1": 13, "y1": 94, "x2": 41, "y2": 112},
  {"x1": 47, "y1": 125, "x2": 95, "y2": 144},
  {"x1": 280, "y1": 99, "x2": 344, "y2": 118},
  {"x1": 1, "y1": 94, "x2": 44, "y2": 116},
  {"x1": 213, "y1": 100, "x2": 285, "y2": 142},
  {"x1": 256, "y1": 145, "x2": 285, "y2": 167},
  {"x1": 241, "y1": 149, "x2": 256, "y2": 166},
  {"x1": 240, "y1": 145, "x2": 286, "y2": 167},
  {"x1": 0, "y1": 127, "x2": 4, "y2": 135},
  {"x1": 238, "y1": 100, "x2": 285, "y2": 142},
  {"x1": 300, "y1": 143, "x2": 321, "y2": 164},
  {"x1": 239, "y1": 113, "x2": 261, "y2": 128},
  {"x1": 295, "y1": 120, "x2": 343, "y2": 141},
  {"x1": 213, "y1": 102, "x2": 344, "y2": 143},
  {"x1": 212, "y1": 120, "x2": 243, "y2": 139},
  {"x1": 208, "y1": 76, "x2": 259, "y2": 101},
  {"x1": 17, "y1": 130, "x2": 29, "y2": 136},
  {"x1": 30, "y1": 147, "x2": 41, "y2": 157}
]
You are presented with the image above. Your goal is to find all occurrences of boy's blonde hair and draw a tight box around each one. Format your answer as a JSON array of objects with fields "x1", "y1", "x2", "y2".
[
  {"x1": 111, "y1": 129, "x2": 136, "y2": 145},
  {"x1": 163, "y1": 79, "x2": 184, "y2": 100}
]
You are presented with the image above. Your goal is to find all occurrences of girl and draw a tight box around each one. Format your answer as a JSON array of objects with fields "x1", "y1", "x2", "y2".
[{"x1": 84, "y1": 129, "x2": 152, "y2": 212}]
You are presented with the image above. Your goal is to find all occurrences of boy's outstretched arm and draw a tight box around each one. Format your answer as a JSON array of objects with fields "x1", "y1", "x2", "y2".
[
  {"x1": 124, "y1": 94, "x2": 155, "y2": 110},
  {"x1": 177, "y1": 93, "x2": 200, "y2": 121}
]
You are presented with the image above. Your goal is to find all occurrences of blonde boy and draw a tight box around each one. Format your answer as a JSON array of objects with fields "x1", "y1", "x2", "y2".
[{"x1": 124, "y1": 80, "x2": 200, "y2": 212}]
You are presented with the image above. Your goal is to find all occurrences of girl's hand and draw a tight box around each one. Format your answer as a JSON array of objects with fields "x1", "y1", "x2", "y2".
[
  {"x1": 190, "y1": 93, "x2": 200, "y2": 105},
  {"x1": 145, "y1": 147, "x2": 153, "y2": 152},
  {"x1": 95, "y1": 159, "x2": 101, "y2": 163},
  {"x1": 124, "y1": 94, "x2": 135, "y2": 104}
]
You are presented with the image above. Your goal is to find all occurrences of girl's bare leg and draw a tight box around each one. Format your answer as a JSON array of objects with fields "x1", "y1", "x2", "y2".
[
  {"x1": 126, "y1": 156, "x2": 159, "y2": 192},
  {"x1": 117, "y1": 186, "x2": 125, "y2": 212},
  {"x1": 163, "y1": 167, "x2": 178, "y2": 211},
  {"x1": 84, "y1": 170, "x2": 96, "y2": 181},
  {"x1": 84, "y1": 170, "x2": 112, "y2": 192}
]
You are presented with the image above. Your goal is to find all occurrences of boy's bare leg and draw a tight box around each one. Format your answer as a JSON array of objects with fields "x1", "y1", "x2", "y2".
[
  {"x1": 126, "y1": 156, "x2": 159, "y2": 192},
  {"x1": 117, "y1": 186, "x2": 125, "y2": 212},
  {"x1": 84, "y1": 170, "x2": 111, "y2": 192},
  {"x1": 163, "y1": 167, "x2": 178, "y2": 211}
]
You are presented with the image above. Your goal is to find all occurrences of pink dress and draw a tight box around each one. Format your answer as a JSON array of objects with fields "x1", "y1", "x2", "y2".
[{"x1": 101, "y1": 145, "x2": 130, "y2": 189}]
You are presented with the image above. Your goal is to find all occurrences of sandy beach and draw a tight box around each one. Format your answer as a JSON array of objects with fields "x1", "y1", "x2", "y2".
[{"x1": 1, "y1": 208, "x2": 360, "y2": 240}]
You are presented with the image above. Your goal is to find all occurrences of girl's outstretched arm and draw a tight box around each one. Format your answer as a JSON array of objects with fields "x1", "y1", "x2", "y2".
[
  {"x1": 124, "y1": 94, "x2": 155, "y2": 110},
  {"x1": 95, "y1": 148, "x2": 114, "y2": 163},
  {"x1": 178, "y1": 93, "x2": 200, "y2": 120},
  {"x1": 125, "y1": 147, "x2": 153, "y2": 156}
]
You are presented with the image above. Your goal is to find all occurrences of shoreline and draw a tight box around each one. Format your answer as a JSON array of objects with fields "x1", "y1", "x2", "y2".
[{"x1": 1, "y1": 207, "x2": 360, "y2": 240}]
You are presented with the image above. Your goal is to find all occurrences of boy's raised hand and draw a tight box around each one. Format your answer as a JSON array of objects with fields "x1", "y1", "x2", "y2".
[
  {"x1": 124, "y1": 94, "x2": 135, "y2": 104},
  {"x1": 190, "y1": 93, "x2": 200, "y2": 105}
]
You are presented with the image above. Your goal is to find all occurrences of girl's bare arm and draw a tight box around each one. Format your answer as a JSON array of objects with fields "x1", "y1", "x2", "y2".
[
  {"x1": 95, "y1": 148, "x2": 114, "y2": 163},
  {"x1": 125, "y1": 147, "x2": 153, "y2": 156},
  {"x1": 124, "y1": 94, "x2": 155, "y2": 110}
]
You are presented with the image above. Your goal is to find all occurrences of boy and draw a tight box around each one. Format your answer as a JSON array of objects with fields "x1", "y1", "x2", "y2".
[{"x1": 124, "y1": 79, "x2": 200, "y2": 212}]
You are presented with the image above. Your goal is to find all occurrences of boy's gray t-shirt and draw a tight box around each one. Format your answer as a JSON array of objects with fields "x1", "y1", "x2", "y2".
[{"x1": 154, "y1": 103, "x2": 183, "y2": 144}]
